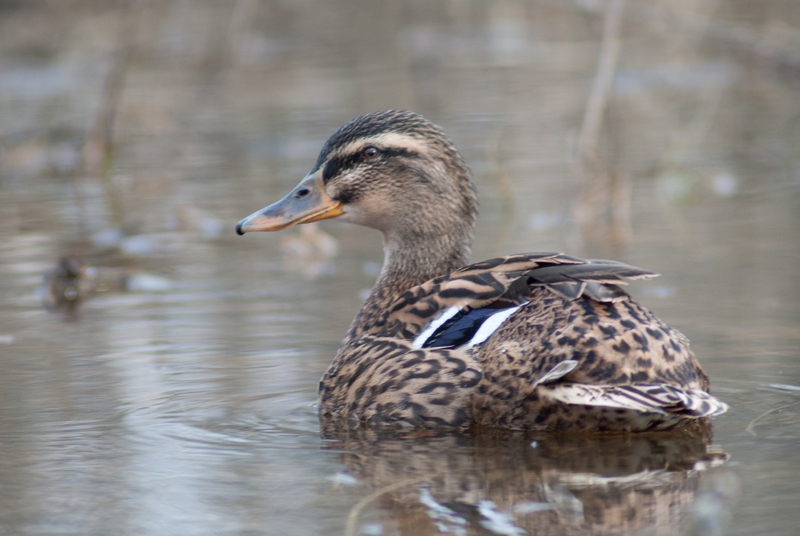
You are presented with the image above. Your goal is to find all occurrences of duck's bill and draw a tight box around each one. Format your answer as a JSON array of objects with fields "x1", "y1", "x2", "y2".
[{"x1": 236, "y1": 171, "x2": 343, "y2": 234}]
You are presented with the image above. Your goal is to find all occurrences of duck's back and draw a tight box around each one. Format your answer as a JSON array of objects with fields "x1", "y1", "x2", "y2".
[{"x1": 472, "y1": 286, "x2": 713, "y2": 431}]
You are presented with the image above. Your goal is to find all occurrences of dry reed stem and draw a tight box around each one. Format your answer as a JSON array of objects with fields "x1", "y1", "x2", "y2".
[
  {"x1": 75, "y1": 1, "x2": 135, "y2": 230},
  {"x1": 572, "y1": 0, "x2": 628, "y2": 251}
]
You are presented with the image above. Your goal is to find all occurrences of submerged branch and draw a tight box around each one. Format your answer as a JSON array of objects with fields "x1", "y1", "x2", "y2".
[{"x1": 344, "y1": 477, "x2": 430, "y2": 536}]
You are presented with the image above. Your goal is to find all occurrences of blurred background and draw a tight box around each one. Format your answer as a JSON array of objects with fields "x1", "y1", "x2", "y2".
[{"x1": 0, "y1": 1, "x2": 799, "y2": 535}]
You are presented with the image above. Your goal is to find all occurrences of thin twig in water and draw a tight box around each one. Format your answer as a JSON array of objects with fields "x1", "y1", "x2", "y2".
[
  {"x1": 344, "y1": 477, "x2": 429, "y2": 536},
  {"x1": 745, "y1": 399, "x2": 800, "y2": 437}
]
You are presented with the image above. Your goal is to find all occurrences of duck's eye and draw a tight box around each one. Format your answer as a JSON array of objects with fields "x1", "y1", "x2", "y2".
[{"x1": 363, "y1": 146, "x2": 380, "y2": 159}]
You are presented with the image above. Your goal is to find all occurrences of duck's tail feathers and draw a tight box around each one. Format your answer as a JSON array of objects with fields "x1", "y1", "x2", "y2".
[{"x1": 540, "y1": 383, "x2": 729, "y2": 418}]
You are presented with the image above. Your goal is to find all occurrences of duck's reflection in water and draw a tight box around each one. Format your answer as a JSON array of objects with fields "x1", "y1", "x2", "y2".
[{"x1": 322, "y1": 426, "x2": 730, "y2": 535}]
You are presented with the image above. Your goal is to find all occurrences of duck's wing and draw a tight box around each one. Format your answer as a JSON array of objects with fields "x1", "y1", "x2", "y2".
[
  {"x1": 369, "y1": 253, "x2": 656, "y2": 347},
  {"x1": 375, "y1": 253, "x2": 727, "y2": 428},
  {"x1": 319, "y1": 335, "x2": 482, "y2": 428}
]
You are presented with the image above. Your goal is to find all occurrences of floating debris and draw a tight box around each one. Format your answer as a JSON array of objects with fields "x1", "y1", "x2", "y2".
[
  {"x1": 91, "y1": 228, "x2": 126, "y2": 251},
  {"x1": 41, "y1": 256, "x2": 94, "y2": 319},
  {"x1": 712, "y1": 172, "x2": 739, "y2": 198},
  {"x1": 327, "y1": 472, "x2": 359, "y2": 486},
  {"x1": 119, "y1": 233, "x2": 185, "y2": 256},
  {"x1": 358, "y1": 523, "x2": 383, "y2": 536},
  {"x1": 124, "y1": 272, "x2": 174, "y2": 292},
  {"x1": 41, "y1": 254, "x2": 176, "y2": 319},
  {"x1": 512, "y1": 501, "x2": 554, "y2": 515}
]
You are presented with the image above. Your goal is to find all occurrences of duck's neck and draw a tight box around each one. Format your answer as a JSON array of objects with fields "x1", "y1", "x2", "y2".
[
  {"x1": 380, "y1": 228, "x2": 472, "y2": 295},
  {"x1": 338, "y1": 144, "x2": 479, "y2": 347},
  {"x1": 342, "y1": 223, "x2": 473, "y2": 346}
]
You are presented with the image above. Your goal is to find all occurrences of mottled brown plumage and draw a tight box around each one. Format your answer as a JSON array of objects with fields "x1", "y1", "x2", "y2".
[{"x1": 237, "y1": 110, "x2": 727, "y2": 431}]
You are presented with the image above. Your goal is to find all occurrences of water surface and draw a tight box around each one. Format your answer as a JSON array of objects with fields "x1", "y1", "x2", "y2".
[{"x1": 1, "y1": 2, "x2": 799, "y2": 534}]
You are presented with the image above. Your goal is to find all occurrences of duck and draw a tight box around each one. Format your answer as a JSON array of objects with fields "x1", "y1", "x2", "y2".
[{"x1": 236, "y1": 110, "x2": 727, "y2": 431}]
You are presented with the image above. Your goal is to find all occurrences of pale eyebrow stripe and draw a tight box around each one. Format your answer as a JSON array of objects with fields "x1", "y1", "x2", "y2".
[{"x1": 333, "y1": 132, "x2": 429, "y2": 158}]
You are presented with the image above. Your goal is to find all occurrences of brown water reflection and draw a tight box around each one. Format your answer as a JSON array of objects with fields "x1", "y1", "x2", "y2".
[
  {"x1": 1, "y1": 1, "x2": 799, "y2": 535},
  {"x1": 325, "y1": 430, "x2": 729, "y2": 536}
]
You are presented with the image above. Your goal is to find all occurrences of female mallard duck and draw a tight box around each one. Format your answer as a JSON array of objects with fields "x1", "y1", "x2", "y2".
[{"x1": 237, "y1": 110, "x2": 727, "y2": 431}]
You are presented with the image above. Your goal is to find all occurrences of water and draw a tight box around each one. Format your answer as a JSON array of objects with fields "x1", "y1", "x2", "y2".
[{"x1": 1, "y1": 1, "x2": 799, "y2": 534}]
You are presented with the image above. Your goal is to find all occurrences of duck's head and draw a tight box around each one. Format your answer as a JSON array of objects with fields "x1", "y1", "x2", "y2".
[{"x1": 236, "y1": 110, "x2": 478, "y2": 251}]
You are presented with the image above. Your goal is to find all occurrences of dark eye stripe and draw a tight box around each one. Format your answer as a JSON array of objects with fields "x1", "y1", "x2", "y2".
[
  {"x1": 322, "y1": 158, "x2": 343, "y2": 183},
  {"x1": 323, "y1": 153, "x2": 359, "y2": 183},
  {"x1": 321, "y1": 146, "x2": 421, "y2": 183}
]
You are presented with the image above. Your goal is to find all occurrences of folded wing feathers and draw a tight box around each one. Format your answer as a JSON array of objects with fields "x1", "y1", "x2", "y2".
[
  {"x1": 582, "y1": 281, "x2": 631, "y2": 303},
  {"x1": 529, "y1": 261, "x2": 657, "y2": 285},
  {"x1": 541, "y1": 280, "x2": 586, "y2": 301},
  {"x1": 385, "y1": 253, "x2": 729, "y2": 421},
  {"x1": 385, "y1": 254, "x2": 659, "y2": 340},
  {"x1": 534, "y1": 360, "x2": 579, "y2": 386},
  {"x1": 528, "y1": 259, "x2": 657, "y2": 303},
  {"x1": 453, "y1": 252, "x2": 578, "y2": 275},
  {"x1": 449, "y1": 256, "x2": 655, "y2": 305},
  {"x1": 541, "y1": 383, "x2": 729, "y2": 418},
  {"x1": 587, "y1": 259, "x2": 660, "y2": 280}
]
